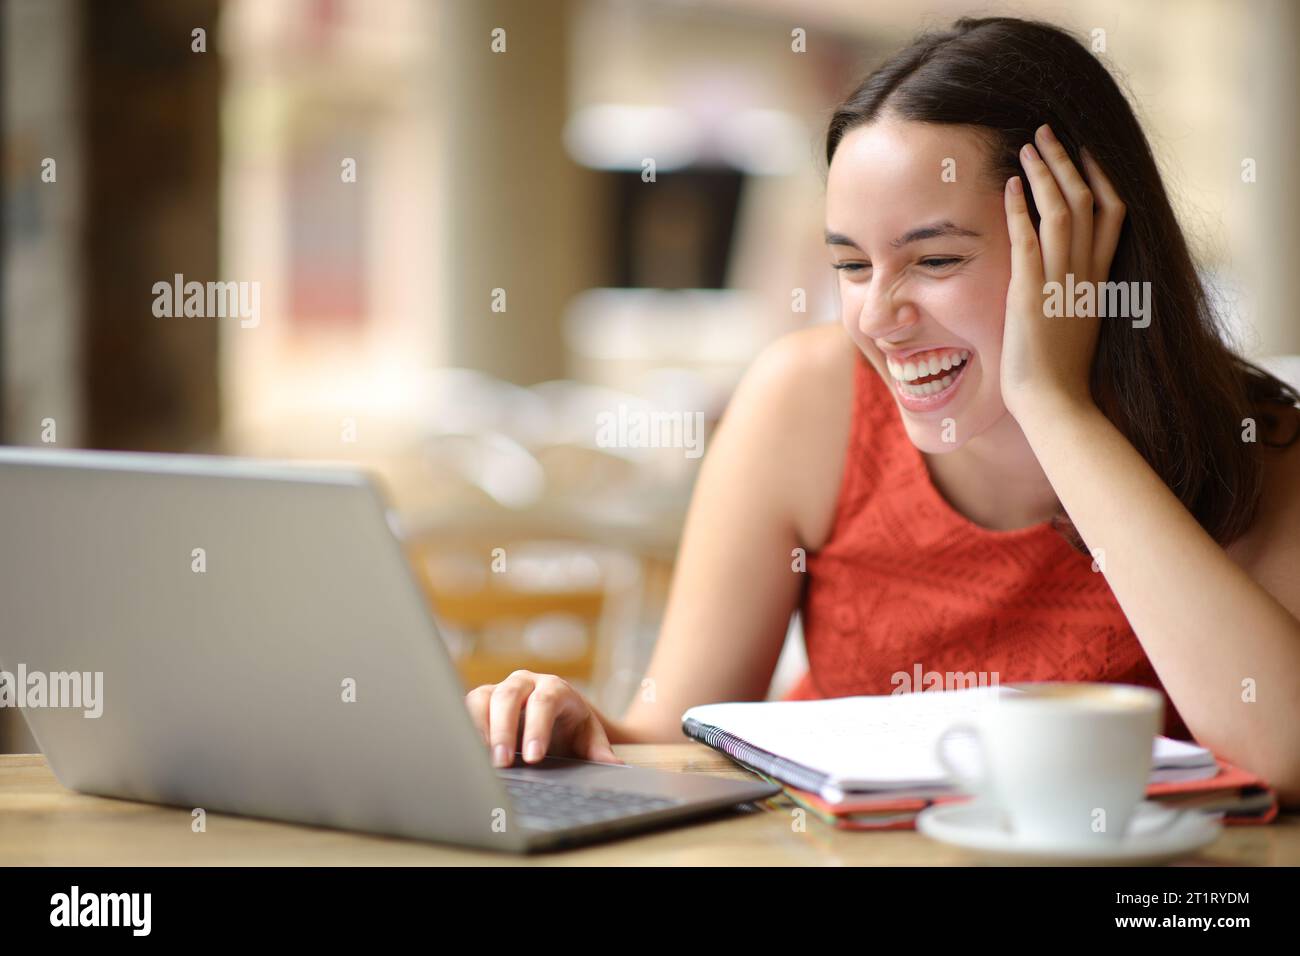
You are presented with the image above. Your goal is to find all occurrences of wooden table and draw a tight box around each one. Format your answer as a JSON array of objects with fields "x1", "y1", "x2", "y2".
[{"x1": 2, "y1": 744, "x2": 1295, "y2": 865}]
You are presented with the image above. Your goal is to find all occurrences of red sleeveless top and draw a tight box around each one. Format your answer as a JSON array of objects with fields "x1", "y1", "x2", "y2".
[{"x1": 785, "y1": 351, "x2": 1193, "y2": 742}]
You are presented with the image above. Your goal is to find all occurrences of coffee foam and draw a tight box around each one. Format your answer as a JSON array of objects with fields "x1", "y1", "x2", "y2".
[{"x1": 1003, "y1": 683, "x2": 1159, "y2": 711}]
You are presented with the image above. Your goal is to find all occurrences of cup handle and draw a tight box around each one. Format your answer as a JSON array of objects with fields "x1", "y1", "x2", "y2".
[{"x1": 934, "y1": 722, "x2": 986, "y2": 799}]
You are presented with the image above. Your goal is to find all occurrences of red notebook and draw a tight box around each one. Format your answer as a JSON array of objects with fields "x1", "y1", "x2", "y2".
[{"x1": 769, "y1": 756, "x2": 1278, "y2": 831}]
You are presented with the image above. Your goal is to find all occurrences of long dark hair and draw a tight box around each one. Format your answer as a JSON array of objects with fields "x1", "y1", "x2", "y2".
[{"x1": 826, "y1": 16, "x2": 1299, "y2": 552}]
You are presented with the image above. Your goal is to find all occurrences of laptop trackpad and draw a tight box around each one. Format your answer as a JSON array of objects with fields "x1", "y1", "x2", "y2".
[{"x1": 496, "y1": 754, "x2": 667, "y2": 794}]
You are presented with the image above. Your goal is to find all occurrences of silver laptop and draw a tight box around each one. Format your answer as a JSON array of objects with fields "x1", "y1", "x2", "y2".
[{"x1": 0, "y1": 447, "x2": 777, "y2": 853}]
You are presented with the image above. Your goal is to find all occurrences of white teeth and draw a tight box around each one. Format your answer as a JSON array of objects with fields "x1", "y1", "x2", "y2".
[{"x1": 887, "y1": 349, "x2": 969, "y2": 383}]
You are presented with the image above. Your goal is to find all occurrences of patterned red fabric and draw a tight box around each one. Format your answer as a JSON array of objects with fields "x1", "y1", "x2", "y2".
[{"x1": 786, "y1": 351, "x2": 1194, "y2": 742}]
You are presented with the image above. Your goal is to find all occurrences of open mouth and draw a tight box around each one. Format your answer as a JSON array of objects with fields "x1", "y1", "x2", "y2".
[{"x1": 885, "y1": 347, "x2": 971, "y2": 399}]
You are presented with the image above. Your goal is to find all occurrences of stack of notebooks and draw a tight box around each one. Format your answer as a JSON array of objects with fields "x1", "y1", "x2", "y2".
[{"x1": 681, "y1": 687, "x2": 1278, "y2": 830}]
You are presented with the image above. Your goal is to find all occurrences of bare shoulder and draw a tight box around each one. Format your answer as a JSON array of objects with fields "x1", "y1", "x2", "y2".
[
  {"x1": 1229, "y1": 405, "x2": 1300, "y2": 616},
  {"x1": 738, "y1": 323, "x2": 855, "y2": 405},
  {"x1": 725, "y1": 323, "x2": 858, "y2": 549}
]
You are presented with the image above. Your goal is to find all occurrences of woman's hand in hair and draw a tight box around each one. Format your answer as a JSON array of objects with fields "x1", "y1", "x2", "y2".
[{"x1": 1000, "y1": 125, "x2": 1126, "y2": 422}]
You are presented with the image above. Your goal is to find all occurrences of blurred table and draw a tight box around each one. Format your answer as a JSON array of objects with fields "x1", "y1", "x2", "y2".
[{"x1": 1, "y1": 746, "x2": 1293, "y2": 865}]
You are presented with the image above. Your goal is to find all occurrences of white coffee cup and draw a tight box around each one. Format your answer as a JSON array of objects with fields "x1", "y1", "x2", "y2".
[{"x1": 934, "y1": 682, "x2": 1163, "y2": 846}]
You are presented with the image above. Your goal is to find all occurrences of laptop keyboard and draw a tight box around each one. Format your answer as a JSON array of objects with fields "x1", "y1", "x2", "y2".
[{"x1": 502, "y1": 778, "x2": 682, "y2": 832}]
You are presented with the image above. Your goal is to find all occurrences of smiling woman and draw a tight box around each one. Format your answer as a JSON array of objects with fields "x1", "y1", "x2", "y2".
[
  {"x1": 823, "y1": 17, "x2": 1300, "y2": 547},
  {"x1": 464, "y1": 16, "x2": 1300, "y2": 807},
  {"x1": 802, "y1": 17, "x2": 1300, "y2": 792},
  {"x1": 823, "y1": 118, "x2": 1018, "y2": 447}
]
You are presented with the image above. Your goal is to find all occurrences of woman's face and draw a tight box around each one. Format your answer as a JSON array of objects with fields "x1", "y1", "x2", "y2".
[{"x1": 826, "y1": 117, "x2": 1013, "y2": 453}]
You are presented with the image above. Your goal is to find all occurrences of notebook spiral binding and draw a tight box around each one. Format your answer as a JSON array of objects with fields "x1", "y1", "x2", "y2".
[{"x1": 682, "y1": 717, "x2": 831, "y2": 795}]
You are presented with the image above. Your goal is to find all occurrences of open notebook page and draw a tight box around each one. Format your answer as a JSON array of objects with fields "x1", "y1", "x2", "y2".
[{"x1": 682, "y1": 686, "x2": 1214, "y2": 795}]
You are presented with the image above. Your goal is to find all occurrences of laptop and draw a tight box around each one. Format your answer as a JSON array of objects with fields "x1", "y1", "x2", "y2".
[{"x1": 0, "y1": 447, "x2": 777, "y2": 853}]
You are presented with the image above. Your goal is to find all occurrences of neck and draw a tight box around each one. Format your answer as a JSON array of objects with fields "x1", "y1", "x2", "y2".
[{"x1": 922, "y1": 411, "x2": 1061, "y2": 532}]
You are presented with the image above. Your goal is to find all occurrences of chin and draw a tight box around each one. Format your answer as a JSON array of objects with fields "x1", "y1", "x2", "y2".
[
  {"x1": 900, "y1": 421, "x2": 969, "y2": 454},
  {"x1": 874, "y1": 349, "x2": 992, "y2": 451}
]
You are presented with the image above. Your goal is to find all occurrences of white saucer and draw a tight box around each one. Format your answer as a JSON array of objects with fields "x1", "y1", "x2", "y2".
[{"x1": 916, "y1": 800, "x2": 1223, "y2": 865}]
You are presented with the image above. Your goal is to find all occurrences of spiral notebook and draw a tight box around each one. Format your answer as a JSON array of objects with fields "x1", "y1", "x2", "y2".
[{"x1": 680, "y1": 686, "x2": 1219, "y2": 804}]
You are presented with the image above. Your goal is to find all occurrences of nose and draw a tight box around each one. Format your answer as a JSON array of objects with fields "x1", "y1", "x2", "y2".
[{"x1": 855, "y1": 274, "x2": 920, "y2": 341}]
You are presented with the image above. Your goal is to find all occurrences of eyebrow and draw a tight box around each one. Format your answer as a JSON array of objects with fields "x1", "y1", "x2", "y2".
[{"x1": 823, "y1": 221, "x2": 982, "y2": 250}]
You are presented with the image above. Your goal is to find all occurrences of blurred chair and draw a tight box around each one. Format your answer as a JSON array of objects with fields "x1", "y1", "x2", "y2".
[
  {"x1": 404, "y1": 534, "x2": 640, "y2": 694},
  {"x1": 416, "y1": 430, "x2": 546, "y2": 511},
  {"x1": 414, "y1": 367, "x2": 554, "y2": 447}
]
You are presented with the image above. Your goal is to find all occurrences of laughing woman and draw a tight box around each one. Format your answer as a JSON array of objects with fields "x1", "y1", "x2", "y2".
[{"x1": 465, "y1": 17, "x2": 1300, "y2": 804}]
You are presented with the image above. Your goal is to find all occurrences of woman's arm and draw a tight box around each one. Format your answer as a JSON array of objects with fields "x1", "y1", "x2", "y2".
[
  {"x1": 1016, "y1": 393, "x2": 1300, "y2": 806},
  {"x1": 606, "y1": 326, "x2": 855, "y2": 743},
  {"x1": 1004, "y1": 126, "x2": 1300, "y2": 806}
]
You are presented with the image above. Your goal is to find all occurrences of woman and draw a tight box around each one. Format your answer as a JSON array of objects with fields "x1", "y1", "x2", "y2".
[{"x1": 464, "y1": 17, "x2": 1300, "y2": 804}]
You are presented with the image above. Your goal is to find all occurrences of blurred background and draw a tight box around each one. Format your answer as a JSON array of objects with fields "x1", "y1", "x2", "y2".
[{"x1": 3, "y1": 0, "x2": 1299, "y2": 753}]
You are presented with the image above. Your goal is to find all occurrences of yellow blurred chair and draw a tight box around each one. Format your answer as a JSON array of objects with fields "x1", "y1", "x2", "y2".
[{"x1": 404, "y1": 534, "x2": 625, "y2": 692}]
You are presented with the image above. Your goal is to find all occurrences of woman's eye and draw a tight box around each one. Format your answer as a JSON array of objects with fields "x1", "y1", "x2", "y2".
[
  {"x1": 831, "y1": 262, "x2": 869, "y2": 273},
  {"x1": 920, "y1": 257, "x2": 964, "y2": 270}
]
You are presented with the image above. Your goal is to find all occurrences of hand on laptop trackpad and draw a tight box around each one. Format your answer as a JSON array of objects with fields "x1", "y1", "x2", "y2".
[{"x1": 497, "y1": 753, "x2": 631, "y2": 780}]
